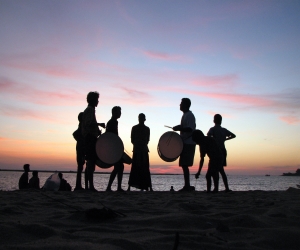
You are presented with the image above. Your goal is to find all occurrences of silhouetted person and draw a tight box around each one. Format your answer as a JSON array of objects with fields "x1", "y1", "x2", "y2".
[
  {"x1": 192, "y1": 130, "x2": 223, "y2": 193},
  {"x1": 58, "y1": 172, "x2": 72, "y2": 191},
  {"x1": 170, "y1": 186, "x2": 175, "y2": 192},
  {"x1": 29, "y1": 170, "x2": 40, "y2": 189},
  {"x1": 128, "y1": 113, "x2": 153, "y2": 191},
  {"x1": 207, "y1": 114, "x2": 236, "y2": 192},
  {"x1": 73, "y1": 112, "x2": 88, "y2": 191},
  {"x1": 173, "y1": 98, "x2": 196, "y2": 192},
  {"x1": 106, "y1": 106, "x2": 124, "y2": 192},
  {"x1": 18, "y1": 164, "x2": 30, "y2": 189},
  {"x1": 82, "y1": 91, "x2": 105, "y2": 191}
]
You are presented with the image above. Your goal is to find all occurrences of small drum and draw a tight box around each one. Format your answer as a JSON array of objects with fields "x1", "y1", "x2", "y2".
[
  {"x1": 157, "y1": 131, "x2": 183, "y2": 162},
  {"x1": 95, "y1": 132, "x2": 124, "y2": 168}
]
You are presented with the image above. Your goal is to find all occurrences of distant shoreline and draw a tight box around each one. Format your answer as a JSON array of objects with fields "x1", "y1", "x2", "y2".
[{"x1": 0, "y1": 169, "x2": 180, "y2": 175}]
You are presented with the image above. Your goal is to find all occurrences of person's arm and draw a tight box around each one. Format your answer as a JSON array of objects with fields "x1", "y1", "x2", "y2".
[
  {"x1": 173, "y1": 125, "x2": 193, "y2": 133},
  {"x1": 225, "y1": 130, "x2": 236, "y2": 141},
  {"x1": 195, "y1": 156, "x2": 204, "y2": 179},
  {"x1": 195, "y1": 145, "x2": 206, "y2": 179}
]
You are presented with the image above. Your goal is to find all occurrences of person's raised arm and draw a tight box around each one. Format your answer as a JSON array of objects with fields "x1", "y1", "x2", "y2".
[{"x1": 225, "y1": 131, "x2": 236, "y2": 141}]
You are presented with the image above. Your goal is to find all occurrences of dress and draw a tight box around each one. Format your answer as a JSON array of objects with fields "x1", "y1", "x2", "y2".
[{"x1": 128, "y1": 124, "x2": 152, "y2": 190}]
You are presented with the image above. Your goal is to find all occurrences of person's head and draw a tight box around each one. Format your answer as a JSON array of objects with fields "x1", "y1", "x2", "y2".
[
  {"x1": 32, "y1": 170, "x2": 38, "y2": 177},
  {"x1": 138, "y1": 113, "x2": 146, "y2": 124},
  {"x1": 112, "y1": 106, "x2": 121, "y2": 119},
  {"x1": 86, "y1": 91, "x2": 99, "y2": 107},
  {"x1": 23, "y1": 164, "x2": 30, "y2": 172},
  {"x1": 214, "y1": 114, "x2": 222, "y2": 125},
  {"x1": 192, "y1": 129, "x2": 205, "y2": 144},
  {"x1": 180, "y1": 98, "x2": 191, "y2": 112},
  {"x1": 58, "y1": 172, "x2": 63, "y2": 179},
  {"x1": 78, "y1": 112, "x2": 84, "y2": 123}
]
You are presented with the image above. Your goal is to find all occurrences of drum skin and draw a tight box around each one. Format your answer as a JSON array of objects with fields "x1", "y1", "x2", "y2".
[
  {"x1": 157, "y1": 131, "x2": 183, "y2": 162},
  {"x1": 95, "y1": 132, "x2": 124, "y2": 167}
]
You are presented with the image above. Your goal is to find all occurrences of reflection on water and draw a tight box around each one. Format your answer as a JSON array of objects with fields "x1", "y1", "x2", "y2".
[{"x1": 0, "y1": 171, "x2": 300, "y2": 191}]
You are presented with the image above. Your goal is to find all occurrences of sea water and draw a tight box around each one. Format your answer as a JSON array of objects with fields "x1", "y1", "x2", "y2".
[{"x1": 0, "y1": 171, "x2": 299, "y2": 191}]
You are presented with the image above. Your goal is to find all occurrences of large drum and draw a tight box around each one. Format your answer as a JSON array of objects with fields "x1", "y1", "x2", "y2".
[
  {"x1": 157, "y1": 131, "x2": 183, "y2": 162},
  {"x1": 95, "y1": 132, "x2": 124, "y2": 168}
]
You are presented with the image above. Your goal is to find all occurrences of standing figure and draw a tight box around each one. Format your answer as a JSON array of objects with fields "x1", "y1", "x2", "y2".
[
  {"x1": 192, "y1": 130, "x2": 223, "y2": 193},
  {"x1": 19, "y1": 164, "x2": 30, "y2": 189},
  {"x1": 73, "y1": 112, "x2": 87, "y2": 191},
  {"x1": 106, "y1": 106, "x2": 124, "y2": 192},
  {"x1": 172, "y1": 98, "x2": 196, "y2": 191},
  {"x1": 207, "y1": 114, "x2": 235, "y2": 192},
  {"x1": 82, "y1": 91, "x2": 105, "y2": 191},
  {"x1": 128, "y1": 113, "x2": 153, "y2": 191},
  {"x1": 29, "y1": 170, "x2": 40, "y2": 189}
]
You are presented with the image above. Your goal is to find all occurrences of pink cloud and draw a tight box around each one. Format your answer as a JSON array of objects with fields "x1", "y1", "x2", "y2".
[
  {"x1": 279, "y1": 116, "x2": 300, "y2": 125},
  {"x1": 141, "y1": 50, "x2": 188, "y2": 62},
  {"x1": 0, "y1": 104, "x2": 73, "y2": 124},
  {"x1": 192, "y1": 74, "x2": 239, "y2": 88},
  {"x1": 0, "y1": 77, "x2": 83, "y2": 106}
]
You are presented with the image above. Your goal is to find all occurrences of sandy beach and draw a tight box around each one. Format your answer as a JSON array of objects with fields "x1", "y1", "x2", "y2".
[{"x1": 1, "y1": 189, "x2": 300, "y2": 250}]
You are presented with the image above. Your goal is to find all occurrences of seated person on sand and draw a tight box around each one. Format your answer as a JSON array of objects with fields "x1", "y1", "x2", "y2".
[
  {"x1": 29, "y1": 170, "x2": 40, "y2": 189},
  {"x1": 18, "y1": 164, "x2": 30, "y2": 190},
  {"x1": 192, "y1": 130, "x2": 223, "y2": 193},
  {"x1": 58, "y1": 172, "x2": 72, "y2": 191}
]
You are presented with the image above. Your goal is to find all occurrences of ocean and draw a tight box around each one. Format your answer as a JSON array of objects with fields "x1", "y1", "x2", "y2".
[{"x1": 1, "y1": 171, "x2": 300, "y2": 191}]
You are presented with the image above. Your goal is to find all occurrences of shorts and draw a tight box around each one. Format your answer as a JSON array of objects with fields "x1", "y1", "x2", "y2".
[{"x1": 179, "y1": 144, "x2": 196, "y2": 167}]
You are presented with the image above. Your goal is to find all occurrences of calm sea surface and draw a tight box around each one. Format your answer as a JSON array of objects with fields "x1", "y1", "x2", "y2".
[{"x1": 1, "y1": 171, "x2": 299, "y2": 191}]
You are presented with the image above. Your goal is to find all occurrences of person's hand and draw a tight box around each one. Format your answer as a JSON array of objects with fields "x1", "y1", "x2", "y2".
[
  {"x1": 173, "y1": 125, "x2": 181, "y2": 131},
  {"x1": 195, "y1": 172, "x2": 200, "y2": 179},
  {"x1": 98, "y1": 123, "x2": 106, "y2": 128}
]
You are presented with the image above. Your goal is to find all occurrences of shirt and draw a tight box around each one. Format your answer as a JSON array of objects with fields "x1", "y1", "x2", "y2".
[
  {"x1": 180, "y1": 110, "x2": 196, "y2": 144},
  {"x1": 207, "y1": 125, "x2": 232, "y2": 149},
  {"x1": 82, "y1": 105, "x2": 99, "y2": 137}
]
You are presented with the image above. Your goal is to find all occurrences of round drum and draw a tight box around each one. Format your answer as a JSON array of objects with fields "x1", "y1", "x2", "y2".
[
  {"x1": 157, "y1": 131, "x2": 183, "y2": 162},
  {"x1": 95, "y1": 132, "x2": 124, "y2": 167}
]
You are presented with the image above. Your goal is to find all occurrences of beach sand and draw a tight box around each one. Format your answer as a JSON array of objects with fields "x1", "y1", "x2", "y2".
[{"x1": 1, "y1": 188, "x2": 300, "y2": 250}]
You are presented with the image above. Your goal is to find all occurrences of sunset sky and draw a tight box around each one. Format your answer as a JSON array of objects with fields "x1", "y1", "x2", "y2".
[{"x1": 1, "y1": 0, "x2": 299, "y2": 175}]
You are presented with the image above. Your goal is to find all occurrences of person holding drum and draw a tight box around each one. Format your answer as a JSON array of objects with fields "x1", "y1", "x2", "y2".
[
  {"x1": 192, "y1": 129, "x2": 224, "y2": 193},
  {"x1": 128, "y1": 113, "x2": 153, "y2": 191},
  {"x1": 172, "y1": 98, "x2": 196, "y2": 192},
  {"x1": 105, "y1": 106, "x2": 125, "y2": 192},
  {"x1": 82, "y1": 91, "x2": 105, "y2": 192}
]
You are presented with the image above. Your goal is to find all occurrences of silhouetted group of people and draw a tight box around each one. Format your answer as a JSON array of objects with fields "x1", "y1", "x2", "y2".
[
  {"x1": 173, "y1": 98, "x2": 236, "y2": 193},
  {"x1": 18, "y1": 164, "x2": 72, "y2": 191},
  {"x1": 72, "y1": 91, "x2": 152, "y2": 192},
  {"x1": 18, "y1": 93, "x2": 236, "y2": 193}
]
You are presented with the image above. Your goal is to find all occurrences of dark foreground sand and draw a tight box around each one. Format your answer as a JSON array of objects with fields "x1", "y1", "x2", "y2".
[{"x1": 1, "y1": 188, "x2": 300, "y2": 250}]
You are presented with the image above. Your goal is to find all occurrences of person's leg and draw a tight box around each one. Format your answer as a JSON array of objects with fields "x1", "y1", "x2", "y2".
[
  {"x1": 219, "y1": 167, "x2": 230, "y2": 191},
  {"x1": 212, "y1": 171, "x2": 219, "y2": 192},
  {"x1": 87, "y1": 160, "x2": 96, "y2": 190},
  {"x1": 182, "y1": 166, "x2": 190, "y2": 187},
  {"x1": 84, "y1": 164, "x2": 88, "y2": 190},
  {"x1": 75, "y1": 163, "x2": 83, "y2": 190},
  {"x1": 117, "y1": 162, "x2": 124, "y2": 191},
  {"x1": 106, "y1": 165, "x2": 118, "y2": 191},
  {"x1": 205, "y1": 171, "x2": 212, "y2": 192}
]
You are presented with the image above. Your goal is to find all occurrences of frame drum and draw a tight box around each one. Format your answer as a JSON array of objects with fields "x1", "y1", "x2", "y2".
[
  {"x1": 157, "y1": 131, "x2": 183, "y2": 162},
  {"x1": 95, "y1": 132, "x2": 124, "y2": 168}
]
